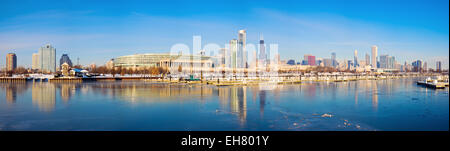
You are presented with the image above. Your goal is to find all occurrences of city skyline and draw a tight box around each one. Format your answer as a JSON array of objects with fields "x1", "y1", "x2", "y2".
[{"x1": 0, "y1": 0, "x2": 448, "y2": 69}]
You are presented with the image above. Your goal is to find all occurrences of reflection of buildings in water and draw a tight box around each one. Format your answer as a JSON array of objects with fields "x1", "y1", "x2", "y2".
[
  {"x1": 5, "y1": 85, "x2": 16, "y2": 104},
  {"x1": 354, "y1": 82, "x2": 358, "y2": 106},
  {"x1": 60, "y1": 83, "x2": 77, "y2": 102},
  {"x1": 217, "y1": 87, "x2": 230, "y2": 110},
  {"x1": 259, "y1": 90, "x2": 266, "y2": 118},
  {"x1": 371, "y1": 82, "x2": 378, "y2": 110},
  {"x1": 1, "y1": 83, "x2": 28, "y2": 104},
  {"x1": 95, "y1": 83, "x2": 214, "y2": 102},
  {"x1": 305, "y1": 84, "x2": 316, "y2": 99},
  {"x1": 32, "y1": 83, "x2": 56, "y2": 112},
  {"x1": 229, "y1": 87, "x2": 247, "y2": 127}
]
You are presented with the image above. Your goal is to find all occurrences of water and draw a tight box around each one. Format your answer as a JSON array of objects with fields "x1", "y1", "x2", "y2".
[{"x1": 0, "y1": 77, "x2": 448, "y2": 131}]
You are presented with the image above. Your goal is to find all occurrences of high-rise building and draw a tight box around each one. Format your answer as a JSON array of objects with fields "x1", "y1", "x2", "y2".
[
  {"x1": 347, "y1": 60, "x2": 353, "y2": 70},
  {"x1": 331, "y1": 52, "x2": 336, "y2": 67},
  {"x1": 371, "y1": 45, "x2": 377, "y2": 69},
  {"x1": 365, "y1": 53, "x2": 370, "y2": 67},
  {"x1": 307, "y1": 55, "x2": 316, "y2": 66},
  {"x1": 237, "y1": 30, "x2": 246, "y2": 68},
  {"x1": 259, "y1": 34, "x2": 266, "y2": 65},
  {"x1": 354, "y1": 50, "x2": 359, "y2": 67},
  {"x1": 39, "y1": 44, "x2": 56, "y2": 73},
  {"x1": 6, "y1": 53, "x2": 17, "y2": 71},
  {"x1": 388, "y1": 56, "x2": 395, "y2": 69},
  {"x1": 379, "y1": 55, "x2": 388, "y2": 69},
  {"x1": 436, "y1": 61, "x2": 442, "y2": 72},
  {"x1": 423, "y1": 62, "x2": 427, "y2": 72},
  {"x1": 412, "y1": 60, "x2": 422, "y2": 72},
  {"x1": 379, "y1": 54, "x2": 395, "y2": 69},
  {"x1": 59, "y1": 54, "x2": 73, "y2": 68},
  {"x1": 32, "y1": 53, "x2": 39, "y2": 70},
  {"x1": 230, "y1": 39, "x2": 238, "y2": 69}
]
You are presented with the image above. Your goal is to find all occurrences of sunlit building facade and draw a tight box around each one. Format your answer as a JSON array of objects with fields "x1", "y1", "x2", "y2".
[
  {"x1": 114, "y1": 53, "x2": 213, "y2": 72},
  {"x1": 6, "y1": 53, "x2": 17, "y2": 71},
  {"x1": 39, "y1": 44, "x2": 56, "y2": 73}
]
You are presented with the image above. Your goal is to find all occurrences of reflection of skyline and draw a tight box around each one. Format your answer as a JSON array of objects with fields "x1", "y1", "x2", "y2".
[
  {"x1": 32, "y1": 83, "x2": 56, "y2": 112},
  {"x1": 1, "y1": 83, "x2": 28, "y2": 104}
]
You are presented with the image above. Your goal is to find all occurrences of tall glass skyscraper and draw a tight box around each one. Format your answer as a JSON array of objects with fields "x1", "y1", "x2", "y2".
[
  {"x1": 354, "y1": 50, "x2": 359, "y2": 67},
  {"x1": 238, "y1": 30, "x2": 246, "y2": 68},
  {"x1": 39, "y1": 44, "x2": 56, "y2": 73},
  {"x1": 331, "y1": 52, "x2": 336, "y2": 67},
  {"x1": 259, "y1": 34, "x2": 266, "y2": 65},
  {"x1": 230, "y1": 39, "x2": 238, "y2": 69},
  {"x1": 371, "y1": 45, "x2": 378, "y2": 69}
]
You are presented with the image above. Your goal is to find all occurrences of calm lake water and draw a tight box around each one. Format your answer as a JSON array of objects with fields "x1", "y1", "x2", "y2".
[{"x1": 0, "y1": 77, "x2": 448, "y2": 131}]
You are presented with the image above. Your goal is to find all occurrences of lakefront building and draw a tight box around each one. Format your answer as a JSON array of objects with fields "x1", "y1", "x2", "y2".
[
  {"x1": 6, "y1": 53, "x2": 17, "y2": 71},
  {"x1": 113, "y1": 53, "x2": 213, "y2": 72},
  {"x1": 32, "y1": 53, "x2": 39, "y2": 70},
  {"x1": 39, "y1": 44, "x2": 56, "y2": 73},
  {"x1": 59, "y1": 54, "x2": 73, "y2": 68}
]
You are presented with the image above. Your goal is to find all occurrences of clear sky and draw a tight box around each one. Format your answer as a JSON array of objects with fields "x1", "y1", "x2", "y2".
[{"x1": 0, "y1": 0, "x2": 448, "y2": 69}]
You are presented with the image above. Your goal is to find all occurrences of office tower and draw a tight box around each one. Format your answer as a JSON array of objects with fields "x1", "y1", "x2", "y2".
[
  {"x1": 347, "y1": 60, "x2": 353, "y2": 70},
  {"x1": 365, "y1": 53, "x2": 370, "y2": 67},
  {"x1": 331, "y1": 52, "x2": 336, "y2": 67},
  {"x1": 6, "y1": 53, "x2": 17, "y2": 71},
  {"x1": 219, "y1": 48, "x2": 226, "y2": 66},
  {"x1": 59, "y1": 54, "x2": 73, "y2": 68},
  {"x1": 436, "y1": 61, "x2": 442, "y2": 72},
  {"x1": 388, "y1": 56, "x2": 395, "y2": 69},
  {"x1": 354, "y1": 50, "x2": 358, "y2": 67},
  {"x1": 238, "y1": 30, "x2": 246, "y2": 68},
  {"x1": 259, "y1": 34, "x2": 266, "y2": 65},
  {"x1": 412, "y1": 60, "x2": 422, "y2": 72},
  {"x1": 39, "y1": 44, "x2": 56, "y2": 73},
  {"x1": 423, "y1": 62, "x2": 427, "y2": 72},
  {"x1": 32, "y1": 53, "x2": 39, "y2": 70},
  {"x1": 307, "y1": 55, "x2": 316, "y2": 66},
  {"x1": 230, "y1": 39, "x2": 238, "y2": 69},
  {"x1": 371, "y1": 45, "x2": 377, "y2": 69},
  {"x1": 379, "y1": 55, "x2": 388, "y2": 68}
]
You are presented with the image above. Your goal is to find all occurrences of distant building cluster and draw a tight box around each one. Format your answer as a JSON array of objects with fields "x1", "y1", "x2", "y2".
[{"x1": 1, "y1": 32, "x2": 448, "y2": 75}]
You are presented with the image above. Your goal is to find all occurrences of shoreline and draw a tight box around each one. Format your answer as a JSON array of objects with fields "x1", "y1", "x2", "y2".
[{"x1": 1, "y1": 74, "x2": 448, "y2": 86}]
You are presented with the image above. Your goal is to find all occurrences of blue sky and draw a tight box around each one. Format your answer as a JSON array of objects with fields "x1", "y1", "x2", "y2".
[{"x1": 0, "y1": 0, "x2": 448, "y2": 69}]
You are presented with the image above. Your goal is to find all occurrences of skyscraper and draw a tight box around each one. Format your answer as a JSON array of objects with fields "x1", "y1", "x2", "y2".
[
  {"x1": 259, "y1": 34, "x2": 266, "y2": 65},
  {"x1": 331, "y1": 52, "x2": 336, "y2": 67},
  {"x1": 436, "y1": 61, "x2": 442, "y2": 72},
  {"x1": 371, "y1": 45, "x2": 377, "y2": 69},
  {"x1": 308, "y1": 55, "x2": 316, "y2": 66},
  {"x1": 354, "y1": 50, "x2": 358, "y2": 67},
  {"x1": 6, "y1": 53, "x2": 17, "y2": 71},
  {"x1": 59, "y1": 54, "x2": 73, "y2": 68},
  {"x1": 238, "y1": 30, "x2": 246, "y2": 68},
  {"x1": 32, "y1": 53, "x2": 39, "y2": 70},
  {"x1": 423, "y1": 62, "x2": 427, "y2": 72},
  {"x1": 230, "y1": 39, "x2": 238, "y2": 69},
  {"x1": 379, "y1": 55, "x2": 388, "y2": 69},
  {"x1": 412, "y1": 60, "x2": 422, "y2": 72},
  {"x1": 365, "y1": 53, "x2": 370, "y2": 67},
  {"x1": 39, "y1": 44, "x2": 56, "y2": 73}
]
